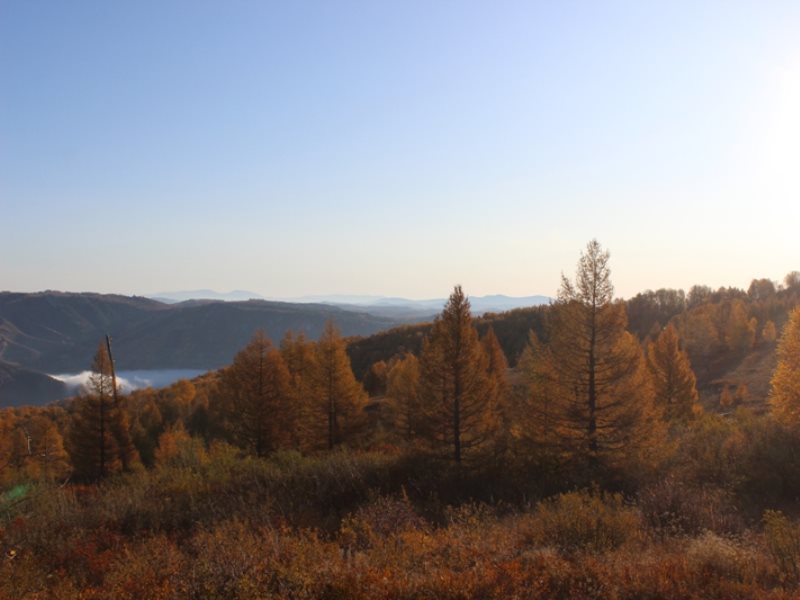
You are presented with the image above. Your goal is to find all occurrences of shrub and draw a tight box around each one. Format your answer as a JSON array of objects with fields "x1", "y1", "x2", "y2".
[
  {"x1": 339, "y1": 492, "x2": 424, "y2": 553},
  {"x1": 522, "y1": 489, "x2": 642, "y2": 554},
  {"x1": 638, "y1": 476, "x2": 743, "y2": 536},
  {"x1": 685, "y1": 532, "x2": 756, "y2": 580},
  {"x1": 763, "y1": 510, "x2": 800, "y2": 585}
]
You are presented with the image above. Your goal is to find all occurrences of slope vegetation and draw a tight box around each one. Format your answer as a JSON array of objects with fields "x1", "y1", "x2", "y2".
[{"x1": 0, "y1": 292, "x2": 397, "y2": 373}]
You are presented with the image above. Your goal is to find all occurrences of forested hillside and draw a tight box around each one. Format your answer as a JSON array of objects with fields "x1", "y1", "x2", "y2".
[
  {"x1": 0, "y1": 293, "x2": 400, "y2": 410},
  {"x1": 349, "y1": 273, "x2": 800, "y2": 413},
  {"x1": 2, "y1": 243, "x2": 800, "y2": 598},
  {"x1": 0, "y1": 292, "x2": 398, "y2": 373}
]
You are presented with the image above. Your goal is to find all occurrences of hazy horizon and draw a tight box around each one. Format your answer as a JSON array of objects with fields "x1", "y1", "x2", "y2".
[
  {"x1": 0, "y1": 287, "x2": 553, "y2": 304},
  {"x1": 2, "y1": 2, "x2": 799, "y2": 299},
  {"x1": 2, "y1": 269, "x2": 797, "y2": 304}
]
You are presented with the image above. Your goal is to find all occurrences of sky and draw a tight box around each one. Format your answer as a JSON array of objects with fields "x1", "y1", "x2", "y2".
[{"x1": 1, "y1": 1, "x2": 799, "y2": 301}]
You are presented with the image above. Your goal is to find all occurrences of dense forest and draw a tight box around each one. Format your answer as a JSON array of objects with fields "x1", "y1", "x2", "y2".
[{"x1": 3, "y1": 240, "x2": 800, "y2": 598}]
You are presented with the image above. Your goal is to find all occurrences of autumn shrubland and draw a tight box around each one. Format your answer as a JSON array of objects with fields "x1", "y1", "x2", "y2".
[
  {"x1": 4, "y1": 447, "x2": 800, "y2": 598},
  {"x1": 3, "y1": 242, "x2": 800, "y2": 598}
]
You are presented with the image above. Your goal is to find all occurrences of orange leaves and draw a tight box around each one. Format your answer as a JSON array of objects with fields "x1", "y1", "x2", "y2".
[
  {"x1": 646, "y1": 324, "x2": 699, "y2": 421},
  {"x1": 532, "y1": 241, "x2": 663, "y2": 469},
  {"x1": 217, "y1": 330, "x2": 294, "y2": 456},
  {"x1": 770, "y1": 307, "x2": 800, "y2": 428},
  {"x1": 313, "y1": 320, "x2": 369, "y2": 450},
  {"x1": 417, "y1": 286, "x2": 499, "y2": 464},
  {"x1": 0, "y1": 449, "x2": 798, "y2": 598}
]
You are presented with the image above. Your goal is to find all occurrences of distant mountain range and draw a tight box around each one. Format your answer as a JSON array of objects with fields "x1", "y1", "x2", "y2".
[
  {"x1": 151, "y1": 290, "x2": 551, "y2": 319},
  {"x1": 150, "y1": 289, "x2": 267, "y2": 303},
  {"x1": 0, "y1": 290, "x2": 550, "y2": 407},
  {"x1": 309, "y1": 295, "x2": 551, "y2": 320}
]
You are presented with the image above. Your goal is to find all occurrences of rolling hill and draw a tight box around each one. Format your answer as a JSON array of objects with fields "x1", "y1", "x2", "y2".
[
  {"x1": 0, "y1": 292, "x2": 398, "y2": 374},
  {"x1": 0, "y1": 361, "x2": 68, "y2": 407}
]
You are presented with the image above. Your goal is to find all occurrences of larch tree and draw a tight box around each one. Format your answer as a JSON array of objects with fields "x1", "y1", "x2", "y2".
[
  {"x1": 762, "y1": 320, "x2": 778, "y2": 344},
  {"x1": 6, "y1": 425, "x2": 31, "y2": 480},
  {"x1": 723, "y1": 300, "x2": 756, "y2": 354},
  {"x1": 482, "y1": 327, "x2": 509, "y2": 403},
  {"x1": 218, "y1": 331, "x2": 293, "y2": 456},
  {"x1": 385, "y1": 353, "x2": 421, "y2": 442},
  {"x1": 68, "y1": 340, "x2": 138, "y2": 481},
  {"x1": 676, "y1": 305, "x2": 719, "y2": 362},
  {"x1": 312, "y1": 320, "x2": 368, "y2": 450},
  {"x1": 281, "y1": 330, "x2": 320, "y2": 449},
  {"x1": 646, "y1": 323, "x2": 700, "y2": 421},
  {"x1": 418, "y1": 286, "x2": 497, "y2": 464},
  {"x1": 363, "y1": 360, "x2": 390, "y2": 397},
  {"x1": 27, "y1": 415, "x2": 70, "y2": 481},
  {"x1": 748, "y1": 278, "x2": 777, "y2": 300},
  {"x1": 129, "y1": 392, "x2": 164, "y2": 467},
  {"x1": 110, "y1": 399, "x2": 138, "y2": 472},
  {"x1": 770, "y1": 307, "x2": 800, "y2": 427},
  {"x1": 539, "y1": 240, "x2": 660, "y2": 468},
  {"x1": 154, "y1": 423, "x2": 206, "y2": 468},
  {"x1": 481, "y1": 327, "x2": 511, "y2": 455},
  {"x1": 516, "y1": 330, "x2": 564, "y2": 457}
]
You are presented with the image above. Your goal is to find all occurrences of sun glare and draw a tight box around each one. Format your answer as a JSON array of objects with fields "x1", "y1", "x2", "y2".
[{"x1": 753, "y1": 54, "x2": 800, "y2": 197}]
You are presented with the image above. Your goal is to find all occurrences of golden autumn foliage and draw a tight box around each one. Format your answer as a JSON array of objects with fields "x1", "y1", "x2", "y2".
[
  {"x1": 312, "y1": 320, "x2": 368, "y2": 450},
  {"x1": 770, "y1": 307, "x2": 800, "y2": 428},
  {"x1": 677, "y1": 298, "x2": 756, "y2": 362},
  {"x1": 481, "y1": 327, "x2": 511, "y2": 454},
  {"x1": 726, "y1": 301, "x2": 757, "y2": 353},
  {"x1": 26, "y1": 415, "x2": 70, "y2": 481},
  {"x1": 646, "y1": 324, "x2": 699, "y2": 421},
  {"x1": 4, "y1": 424, "x2": 31, "y2": 480},
  {"x1": 154, "y1": 423, "x2": 207, "y2": 468},
  {"x1": 385, "y1": 353, "x2": 421, "y2": 442},
  {"x1": 676, "y1": 304, "x2": 720, "y2": 360},
  {"x1": 67, "y1": 341, "x2": 139, "y2": 481},
  {"x1": 418, "y1": 286, "x2": 498, "y2": 464},
  {"x1": 4, "y1": 243, "x2": 800, "y2": 598},
  {"x1": 2, "y1": 448, "x2": 800, "y2": 599},
  {"x1": 154, "y1": 424, "x2": 188, "y2": 466},
  {"x1": 280, "y1": 330, "x2": 319, "y2": 449},
  {"x1": 533, "y1": 240, "x2": 662, "y2": 468},
  {"x1": 0, "y1": 409, "x2": 71, "y2": 485},
  {"x1": 515, "y1": 330, "x2": 562, "y2": 456},
  {"x1": 763, "y1": 319, "x2": 778, "y2": 344},
  {"x1": 216, "y1": 331, "x2": 293, "y2": 456}
]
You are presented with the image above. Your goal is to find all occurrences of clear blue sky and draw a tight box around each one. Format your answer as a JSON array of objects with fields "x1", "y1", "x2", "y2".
[{"x1": 2, "y1": 1, "x2": 799, "y2": 300}]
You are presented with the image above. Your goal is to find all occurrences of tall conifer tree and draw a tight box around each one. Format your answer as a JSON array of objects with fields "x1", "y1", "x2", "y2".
[
  {"x1": 218, "y1": 331, "x2": 293, "y2": 456},
  {"x1": 386, "y1": 353, "x2": 421, "y2": 442},
  {"x1": 533, "y1": 241, "x2": 660, "y2": 468},
  {"x1": 646, "y1": 323, "x2": 699, "y2": 421},
  {"x1": 481, "y1": 327, "x2": 511, "y2": 455},
  {"x1": 281, "y1": 330, "x2": 320, "y2": 449},
  {"x1": 313, "y1": 321, "x2": 368, "y2": 449},
  {"x1": 418, "y1": 286, "x2": 497, "y2": 464},
  {"x1": 68, "y1": 341, "x2": 138, "y2": 481}
]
